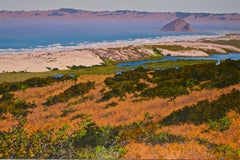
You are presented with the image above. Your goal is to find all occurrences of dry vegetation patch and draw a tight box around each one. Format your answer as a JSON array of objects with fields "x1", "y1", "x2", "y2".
[{"x1": 124, "y1": 141, "x2": 215, "y2": 159}]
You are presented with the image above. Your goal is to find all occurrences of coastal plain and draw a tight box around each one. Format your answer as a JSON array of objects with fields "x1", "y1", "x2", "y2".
[
  {"x1": 0, "y1": 33, "x2": 240, "y2": 159},
  {"x1": 0, "y1": 34, "x2": 239, "y2": 73}
]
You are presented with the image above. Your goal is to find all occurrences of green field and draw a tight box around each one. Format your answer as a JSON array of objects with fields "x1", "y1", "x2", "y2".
[{"x1": 0, "y1": 59, "x2": 217, "y2": 83}]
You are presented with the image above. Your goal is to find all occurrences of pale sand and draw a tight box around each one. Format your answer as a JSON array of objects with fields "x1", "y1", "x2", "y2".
[
  {"x1": 0, "y1": 50, "x2": 103, "y2": 72},
  {"x1": 0, "y1": 34, "x2": 239, "y2": 73},
  {"x1": 156, "y1": 41, "x2": 240, "y2": 56}
]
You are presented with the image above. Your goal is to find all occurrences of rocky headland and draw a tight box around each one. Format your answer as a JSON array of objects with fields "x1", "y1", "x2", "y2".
[{"x1": 161, "y1": 18, "x2": 195, "y2": 32}]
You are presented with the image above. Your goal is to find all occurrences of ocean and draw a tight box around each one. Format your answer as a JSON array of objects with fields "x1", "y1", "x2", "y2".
[{"x1": 0, "y1": 20, "x2": 220, "y2": 54}]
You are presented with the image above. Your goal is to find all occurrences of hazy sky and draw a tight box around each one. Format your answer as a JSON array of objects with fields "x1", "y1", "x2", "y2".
[{"x1": 0, "y1": 0, "x2": 239, "y2": 13}]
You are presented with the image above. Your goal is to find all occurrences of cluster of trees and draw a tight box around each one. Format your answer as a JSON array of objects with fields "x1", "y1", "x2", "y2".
[
  {"x1": 100, "y1": 67, "x2": 148, "y2": 101},
  {"x1": 0, "y1": 118, "x2": 125, "y2": 159},
  {"x1": 117, "y1": 119, "x2": 185, "y2": 147},
  {"x1": 0, "y1": 74, "x2": 78, "y2": 117},
  {"x1": 0, "y1": 93, "x2": 36, "y2": 117},
  {"x1": 44, "y1": 81, "x2": 95, "y2": 106},
  {"x1": 1, "y1": 104, "x2": 239, "y2": 159},
  {"x1": 0, "y1": 113, "x2": 187, "y2": 159},
  {"x1": 141, "y1": 78, "x2": 189, "y2": 99},
  {"x1": 66, "y1": 64, "x2": 104, "y2": 70},
  {"x1": 143, "y1": 60, "x2": 239, "y2": 99},
  {"x1": 150, "y1": 45, "x2": 194, "y2": 51},
  {"x1": 161, "y1": 89, "x2": 240, "y2": 130},
  {"x1": 101, "y1": 60, "x2": 239, "y2": 101},
  {"x1": 0, "y1": 75, "x2": 76, "y2": 95}
]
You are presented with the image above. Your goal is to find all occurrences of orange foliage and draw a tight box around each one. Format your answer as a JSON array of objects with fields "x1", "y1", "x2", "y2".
[
  {"x1": 1, "y1": 74, "x2": 240, "y2": 134},
  {"x1": 1, "y1": 73, "x2": 240, "y2": 158},
  {"x1": 200, "y1": 111, "x2": 240, "y2": 150},
  {"x1": 159, "y1": 111, "x2": 240, "y2": 151},
  {"x1": 123, "y1": 141, "x2": 215, "y2": 159},
  {"x1": 0, "y1": 113, "x2": 18, "y2": 131}
]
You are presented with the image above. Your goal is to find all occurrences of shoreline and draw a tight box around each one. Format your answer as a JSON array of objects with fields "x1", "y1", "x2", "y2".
[
  {"x1": 0, "y1": 34, "x2": 240, "y2": 73},
  {"x1": 0, "y1": 34, "x2": 220, "y2": 55}
]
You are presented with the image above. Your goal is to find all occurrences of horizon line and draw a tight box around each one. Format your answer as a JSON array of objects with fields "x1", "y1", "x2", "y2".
[{"x1": 0, "y1": 8, "x2": 239, "y2": 15}]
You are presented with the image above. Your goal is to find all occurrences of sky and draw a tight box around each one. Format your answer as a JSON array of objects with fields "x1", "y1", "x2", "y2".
[{"x1": 0, "y1": 0, "x2": 240, "y2": 13}]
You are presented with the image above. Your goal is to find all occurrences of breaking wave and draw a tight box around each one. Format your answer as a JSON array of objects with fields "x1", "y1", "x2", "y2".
[{"x1": 0, "y1": 33, "x2": 220, "y2": 55}]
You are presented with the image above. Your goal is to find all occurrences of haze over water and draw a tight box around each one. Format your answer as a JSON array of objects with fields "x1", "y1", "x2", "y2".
[{"x1": 0, "y1": 20, "x2": 222, "y2": 53}]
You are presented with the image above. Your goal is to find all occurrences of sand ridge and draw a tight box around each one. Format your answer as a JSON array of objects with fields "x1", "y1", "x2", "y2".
[{"x1": 0, "y1": 34, "x2": 239, "y2": 72}]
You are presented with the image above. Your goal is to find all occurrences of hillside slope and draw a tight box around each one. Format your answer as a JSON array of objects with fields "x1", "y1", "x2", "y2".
[{"x1": 0, "y1": 60, "x2": 240, "y2": 158}]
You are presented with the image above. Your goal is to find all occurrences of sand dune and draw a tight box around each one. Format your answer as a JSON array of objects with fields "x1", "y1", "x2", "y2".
[
  {"x1": 0, "y1": 34, "x2": 239, "y2": 72},
  {"x1": 0, "y1": 50, "x2": 103, "y2": 72}
]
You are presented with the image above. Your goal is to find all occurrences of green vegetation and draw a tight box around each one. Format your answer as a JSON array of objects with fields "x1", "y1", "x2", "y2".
[
  {"x1": 0, "y1": 65, "x2": 116, "y2": 83},
  {"x1": 146, "y1": 132, "x2": 185, "y2": 146},
  {"x1": 70, "y1": 113, "x2": 90, "y2": 121},
  {"x1": 0, "y1": 93, "x2": 36, "y2": 117},
  {"x1": 99, "y1": 67, "x2": 148, "y2": 101},
  {"x1": 144, "y1": 60, "x2": 216, "y2": 69},
  {"x1": 143, "y1": 60, "x2": 239, "y2": 98},
  {"x1": 100, "y1": 60, "x2": 240, "y2": 101},
  {"x1": 0, "y1": 75, "x2": 76, "y2": 94},
  {"x1": 0, "y1": 118, "x2": 126, "y2": 159},
  {"x1": 66, "y1": 64, "x2": 104, "y2": 70},
  {"x1": 150, "y1": 45, "x2": 194, "y2": 51},
  {"x1": 149, "y1": 52, "x2": 163, "y2": 59},
  {"x1": 161, "y1": 89, "x2": 240, "y2": 127},
  {"x1": 44, "y1": 81, "x2": 95, "y2": 106},
  {"x1": 197, "y1": 139, "x2": 240, "y2": 159},
  {"x1": 0, "y1": 112, "x2": 188, "y2": 159},
  {"x1": 0, "y1": 59, "x2": 220, "y2": 84},
  {"x1": 104, "y1": 102, "x2": 118, "y2": 109},
  {"x1": 103, "y1": 58, "x2": 115, "y2": 64},
  {"x1": 148, "y1": 46, "x2": 164, "y2": 59},
  {"x1": 0, "y1": 57, "x2": 239, "y2": 158},
  {"x1": 0, "y1": 82, "x2": 240, "y2": 159},
  {"x1": 198, "y1": 48, "x2": 219, "y2": 54},
  {"x1": 208, "y1": 117, "x2": 231, "y2": 132},
  {"x1": 202, "y1": 40, "x2": 240, "y2": 49},
  {"x1": 115, "y1": 114, "x2": 185, "y2": 146},
  {"x1": 60, "y1": 108, "x2": 77, "y2": 117}
]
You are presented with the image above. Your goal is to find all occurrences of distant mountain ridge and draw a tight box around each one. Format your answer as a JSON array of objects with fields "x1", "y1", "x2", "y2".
[{"x1": 1, "y1": 8, "x2": 240, "y2": 23}]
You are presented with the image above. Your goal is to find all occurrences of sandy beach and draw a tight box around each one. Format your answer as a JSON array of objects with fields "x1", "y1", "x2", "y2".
[
  {"x1": 0, "y1": 50, "x2": 103, "y2": 72},
  {"x1": 0, "y1": 34, "x2": 239, "y2": 72}
]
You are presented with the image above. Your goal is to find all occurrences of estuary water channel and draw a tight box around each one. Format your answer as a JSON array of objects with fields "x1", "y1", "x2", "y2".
[{"x1": 117, "y1": 53, "x2": 240, "y2": 68}]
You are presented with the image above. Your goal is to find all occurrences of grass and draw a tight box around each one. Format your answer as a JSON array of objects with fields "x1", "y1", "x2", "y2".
[
  {"x1": 144, "y1": 60, "x2": 217, "y2": 68},
  {"x1": 202, "y1": 40, "x2": 240, "y2": 49},
  {"x1": 0, "y1": 59, "x2": 217, "y2": 83},
  {"x1": 0, "y1": 65, "x2": 116, "y2": 83},
  {"x1": 150, "y1": 45, "x2": 195, "y2": 51},
  {"x1": 198, "y1": 49, "x2": 219, "y2": 54}
]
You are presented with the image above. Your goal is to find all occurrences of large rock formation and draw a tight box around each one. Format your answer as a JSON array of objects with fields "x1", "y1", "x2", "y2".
[{"x1": 161, "y1": 18, "x2": 195, "y2": 32}]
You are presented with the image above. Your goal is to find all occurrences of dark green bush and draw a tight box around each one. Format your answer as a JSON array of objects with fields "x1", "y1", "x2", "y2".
[
  {"x1": 0, "y1": 75, "x2": 77, "y2": 94},
  {"x1": 161, "y1": 89, "x2": 240, "y2": 126},
  {"x1": 0, "y1": 93, "x2": 36, "y2": 117},
  {"x1": 101, "y1": 60, "x2": 240, "y2": 101},
  {"x1": 44, "y1": 81, "x2": 95, "y2": 106},
  {"x1": 105, "y1": 102, "x2": 118, "y2": 109}
]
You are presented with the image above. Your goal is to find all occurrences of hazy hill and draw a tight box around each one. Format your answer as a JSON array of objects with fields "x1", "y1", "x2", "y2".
[
  {"x1": 1, "y1": 8, "x2": 240, "y2": 23},
  {"x1": 161, "y1": 18, "x2": 195, "y2": 32}
]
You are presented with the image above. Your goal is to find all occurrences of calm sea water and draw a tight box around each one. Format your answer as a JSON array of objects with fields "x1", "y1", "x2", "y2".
[{"x1": 0, "y1": 20, "x2": 217, "y2": 53}]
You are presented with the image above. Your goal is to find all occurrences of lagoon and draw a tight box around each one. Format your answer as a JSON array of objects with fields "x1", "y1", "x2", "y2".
[{"x1": 117, "y1": 53, "x2": 240, "y2": 67}]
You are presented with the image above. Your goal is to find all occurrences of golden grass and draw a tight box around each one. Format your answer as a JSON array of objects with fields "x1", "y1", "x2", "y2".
[
  {"x1": 2, "y1": 73, "x2": 240, "y2": 134},
  {"x1": 123, "y1": 141, "x2": 215, "y2": 159},
  {"x1": 159, "y1": 111, "x2": 240, "y2": 151},
  {"x1": 0, "y1": 113, "x2": 18, "y2": 131},
  {"x1": 1, "y1": 73, "x2": 240, "y2": 158}
]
